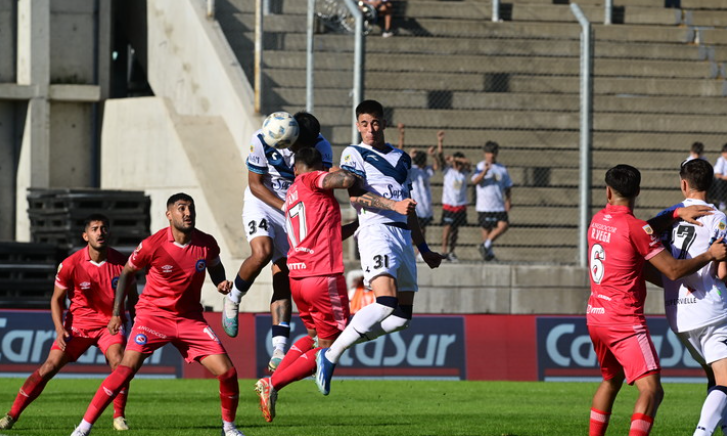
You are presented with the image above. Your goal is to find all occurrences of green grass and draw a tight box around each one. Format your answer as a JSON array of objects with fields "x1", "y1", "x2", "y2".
[{"x1": 0, "y1": 377, "x2": 714, "y2": 435}]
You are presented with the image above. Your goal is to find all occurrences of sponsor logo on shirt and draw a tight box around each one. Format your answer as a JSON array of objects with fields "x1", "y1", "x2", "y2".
[
  {"x1": 586, "y1": 304, "x2": 605, "y2": 315},
  {"x1": 603, "y1": 214, "x2": 612, "y2": 221},
  {"x1": 161, "y1": 265, "x2": 174, "y2": 273},
  {"x1": 112, "y1": 276, "x2": 119, "y2": 290},
  {"x1": 134, "y1": 333, "x2": 148, "y2": 345},
  {"x1": 195, "y1": 259, "x2": 206, "y2": 272},
  {"x1": 720, "y1": 221, "x2": 726, "y2": 231},
  {"x1": 289, "y1": 262, "x2": 307, "y2": 270},
  {"x1": 80, "y1": 281, "x2": 91, "y2": 290},
  {"x1": 642, "y1": 224, "x2": 654, "y2": 235}
]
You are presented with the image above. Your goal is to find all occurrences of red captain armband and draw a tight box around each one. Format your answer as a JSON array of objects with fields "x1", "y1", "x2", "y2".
[{"x1": 672, "y1": 208, "x2": 681, "y2": 219}]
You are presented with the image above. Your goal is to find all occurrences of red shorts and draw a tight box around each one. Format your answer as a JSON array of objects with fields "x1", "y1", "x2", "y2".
[
  {"x1": 291, "y1": 274, "x2": 350, "y2": 341},
  {"x1": 50, "y1": 324, "x2": 126, "y2": 362},
  {"x1": 589, "y1": 323, "x2": 661, "y2": 384},
  {"x1": 126, "y1": 312, "x2": 227, "y2": 363}
]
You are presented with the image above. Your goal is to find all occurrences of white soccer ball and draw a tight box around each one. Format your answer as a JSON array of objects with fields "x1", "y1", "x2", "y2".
[{"x1": 261, "y1": 112, "x2": 299, "y2": 149}]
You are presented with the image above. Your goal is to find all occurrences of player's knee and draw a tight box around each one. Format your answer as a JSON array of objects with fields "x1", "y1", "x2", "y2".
[
  {"x1": 249, "y1": 248, "x2": 273, "y2": 268},
  {"x1": 39, "y1": 360, "x2": 62, "y2": 378}
]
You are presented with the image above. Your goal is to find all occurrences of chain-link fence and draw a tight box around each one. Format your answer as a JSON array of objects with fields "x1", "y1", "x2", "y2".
[{"x1": 216, "y1": 0, "x2": 727, "y2": 265}]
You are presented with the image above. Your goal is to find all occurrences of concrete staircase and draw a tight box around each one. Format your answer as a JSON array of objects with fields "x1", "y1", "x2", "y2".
[{"x1": 216, "y1": 0, "x2": 727, "y2": 263}]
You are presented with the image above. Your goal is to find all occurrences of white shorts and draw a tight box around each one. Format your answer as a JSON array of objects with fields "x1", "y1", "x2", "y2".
[
  {"x1": 678, "y1": 322, "x2": 727, "y2": 366},
  {"x1": 242, "y1": 198, "x2": 289, "y2": 263},
  {"x1": 356, "y1": 224, "x2": 418, "y2": 292}
]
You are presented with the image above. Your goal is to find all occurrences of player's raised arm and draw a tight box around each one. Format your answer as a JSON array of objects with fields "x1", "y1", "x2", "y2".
[{"x1": 249, "y1": 171, "x2": 285, "y2": 211}]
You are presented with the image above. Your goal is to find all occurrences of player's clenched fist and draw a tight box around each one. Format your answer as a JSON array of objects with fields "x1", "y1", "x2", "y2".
[
  {"x1": 217, "y1": 280, "x2": 233, "y2": 295},
  {"x1": 393, "y1": 199, "x2": 417, "y2": 216}
]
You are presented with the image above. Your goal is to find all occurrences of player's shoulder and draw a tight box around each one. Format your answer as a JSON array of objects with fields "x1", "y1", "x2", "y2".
[
  {"x1": 192, "y1": 228, "x2": 218, "y2": 246},
  {"x1": 61, "y1": 248, "x2": 84, "y2": 266}
]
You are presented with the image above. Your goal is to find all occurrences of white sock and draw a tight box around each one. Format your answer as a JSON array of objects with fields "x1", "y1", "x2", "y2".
[
  {"x1": 326, "y1": 302, "x2": 395, "y2": 363},
  {"x1": 272, "y1": 336, "x2": 287, "y2": 352},
  {"x1": 223, "y1": 420, "x2": 236, "y2": 432},
  {"x1": 228, "y1": 287, "x2": 245, "y2": 305},
  {"x1": 695, "y1": 388, "x2": 727, "y2": 436},
  {"x1": 484, "y1": 239, "x2": 492, "y2": 249},
  {"x1": 78, "y1": 420, "x2": 93, "y2": 432}
]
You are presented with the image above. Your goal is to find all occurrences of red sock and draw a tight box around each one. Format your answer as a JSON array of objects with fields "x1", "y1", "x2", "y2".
[
  {"x1": 275, "y1": 336, "x2": 315, "y2": 374},
  {"x1": 271, "y1": 347, "x2": 319, "y2": 391},
  {"x1": 83, "y1": 365, "x2": 134, "y2": 424},
  {"x1": 218, "y1": 367, "x2": 239, "y2": 423},
  {"x1": 112, "y1": 382, "x2": 130, "y2": 419},
  {"x1": 628, "y1": 413, "x2": 654, "y2": 436},
  {"x1": 589, "y1": 408, "x2": 611, "y2": 436},
  {"x1": 8, "y1": 369, "x2": 49, "y2": 419}
]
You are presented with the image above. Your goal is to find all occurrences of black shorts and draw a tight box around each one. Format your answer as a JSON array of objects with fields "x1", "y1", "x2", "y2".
[
  {"x1": 478, "y1": 212, "x2": 508, "y2": 229},
  {"x1": 441, "y1": 210, "x2": 467, "y2": 228},
  {"x1": 417, "y1": 216, "x2": 433, "y2": 228}
]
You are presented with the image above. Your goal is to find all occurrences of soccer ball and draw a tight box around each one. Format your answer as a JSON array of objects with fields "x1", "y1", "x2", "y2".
[{"x1": 261, "y1": 112, "x2": 299, "y2": 149}]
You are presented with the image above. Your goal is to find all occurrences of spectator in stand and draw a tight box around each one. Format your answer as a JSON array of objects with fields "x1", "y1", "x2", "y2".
[
  {"x1": 362, "y1": 0, "x2": 394, "y2": 37},
  {"x1": 436, "y1": 133, "x2": 472, "y2": 262},
  {"x1": 398, "y1": 124, "x2": 440, "y2": 261},
  {"x1": 686, "y1": 141, "x2": 707, "y2": 163},
  {"x1": 712, "y1": 143, "x2": 727, "y2": 211},
  {"x1": 472, "y1": 141, "x2": 513, "y2": 262}
]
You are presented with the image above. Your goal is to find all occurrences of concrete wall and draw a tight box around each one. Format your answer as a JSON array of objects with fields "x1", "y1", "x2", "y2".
[{"x1": 100, "y1": 96, "x2": 247, "y2": 310}]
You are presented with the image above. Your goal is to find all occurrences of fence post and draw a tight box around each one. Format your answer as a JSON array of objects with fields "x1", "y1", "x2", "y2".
[
  {"x1": 342, "y1": 1, "x2": 365, "y2": 145},
  {"x1": 206, "y1": 0, "x2": 215, "y2": 19},
  {"x1": 254, "y1": 0, "x2": 263, "y2": 113},
  {"x1": 604, "y1": 0, "x2": 613, "y2": 25},
  {"x1": 570, "y1": 3, "x2": 593, "y2": 268},
  {"x1": 306, "y1": 0, "x2": 315, "y2": 113},
  {"x1": 492, "y1": 0, "x2": 500, "y2": 22}
]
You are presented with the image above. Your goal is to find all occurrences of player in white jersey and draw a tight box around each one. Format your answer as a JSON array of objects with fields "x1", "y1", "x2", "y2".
[
  {"x1": 222, "y1": 112, "x2": 333, "y2": 372},
  {"x1": 314, "y1": 100, "x2": 445, "y2": 396},
  {"x1": 657, "y1": 159, "x2": 727, "y2": 436}
]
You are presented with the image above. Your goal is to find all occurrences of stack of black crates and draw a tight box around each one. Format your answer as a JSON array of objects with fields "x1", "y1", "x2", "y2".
[{"x1": 0, "y1": 189, "x2": 151, "y2": 309}]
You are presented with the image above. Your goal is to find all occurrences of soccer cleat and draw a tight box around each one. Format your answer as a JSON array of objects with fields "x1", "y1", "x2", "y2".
[
  {"x1": 254, "y1": 377, "x2": 277, "y2": 423},
  {"x1": 315, "y1": 348, "x2": 336, "y2": 396},
  {"x1": 485, "y1": 247, "x2": 495, "y2": 262},
  {"x1": 113, "y1": 416, "x2": 129, "y2": 431},
  {"x1": 0, "y1": 414, "x2": 15, "y2": 430},
  {"x1": 221, "y1": 296, "x2": 239, "y2": 338},
  {"x1": 221, "y1": 428, "x2": 246, "y2": 436},
  {"x1": 267, "y1": 348, "x2": 285, "y2": 373},
  {"x1": 71, "y1": 427, "x2": 91, "y2": 436}
]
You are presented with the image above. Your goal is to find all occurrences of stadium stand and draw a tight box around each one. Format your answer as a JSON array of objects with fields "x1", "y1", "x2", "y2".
[{"x1": 216, "y1": 0, "x2": 727, "y2": 263}]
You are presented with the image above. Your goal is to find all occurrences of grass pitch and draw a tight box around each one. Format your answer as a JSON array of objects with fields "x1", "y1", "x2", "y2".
[{"x1": 0, "y1": 377, "x2": 712, "y2": 435}]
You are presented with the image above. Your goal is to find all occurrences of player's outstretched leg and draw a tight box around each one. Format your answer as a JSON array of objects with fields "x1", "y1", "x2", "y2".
[
  {"x1": 315, "y1": 347, "x2": 336, "y2": 395},
  {"x1": 254, "y1": 377, "x2": 277, "y2": 422}
]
